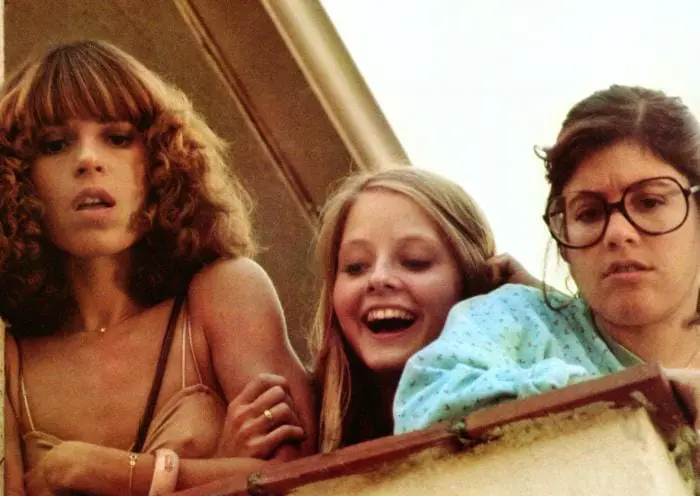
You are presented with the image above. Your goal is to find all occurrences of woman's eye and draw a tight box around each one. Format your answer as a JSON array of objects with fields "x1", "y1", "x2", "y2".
[
  {"x1": 635, "y1": 195, "x2": 665, "y2": 210},
  {"x1": 574, "y1": 207, "x2": 604, "y2": 223},
  {"x1": 342, "y1": 263, "x2": 366, "y2": 275},
  {"x1": 403, "y1": 259, "x2": 431, "y2": 271},
  {"x1": 39, "y1": 138, "x2": 68, "y2": 155},
  {"x1": 107, "y1": 133, "x2": 134, "y2": 147}
]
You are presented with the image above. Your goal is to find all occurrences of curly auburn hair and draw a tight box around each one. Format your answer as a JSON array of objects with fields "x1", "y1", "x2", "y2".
[{"x1": 0, "y1": 40, "x2": 255, "y2": 337}]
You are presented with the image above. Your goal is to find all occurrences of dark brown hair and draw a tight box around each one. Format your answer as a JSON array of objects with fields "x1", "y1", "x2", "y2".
[
  {"x1": 0, "y1": 40, "x2": 255, "y2": 336},
  {"x1": 540, "y1": 84, "x2": 700, "y2": 204}
]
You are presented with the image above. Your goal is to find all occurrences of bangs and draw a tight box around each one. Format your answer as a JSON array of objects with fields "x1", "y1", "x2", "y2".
[{"x1": 10, "y1": 41, "x2": 158, "y2": 132}]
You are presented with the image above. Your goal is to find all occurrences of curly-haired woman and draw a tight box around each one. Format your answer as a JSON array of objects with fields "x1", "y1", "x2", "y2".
[{"x1": 2, "y1": 40, "x2": 314, "y2": 495}]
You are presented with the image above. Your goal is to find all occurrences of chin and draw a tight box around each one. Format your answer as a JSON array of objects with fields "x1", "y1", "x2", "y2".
[
  {"x1": 361, "y1": 355, "x2": 408, "y2": 375},
  {"x1": 600, "y1": 300, "x2": 661, "y2": 327},
  {"x1": 61, "y1": 240, "x2": 135, "y2": 259}
]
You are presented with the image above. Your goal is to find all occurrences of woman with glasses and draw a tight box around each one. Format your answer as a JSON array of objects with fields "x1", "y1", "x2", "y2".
[{"x1": 393, "y1": 85, "x2": 700, "y2": 434}]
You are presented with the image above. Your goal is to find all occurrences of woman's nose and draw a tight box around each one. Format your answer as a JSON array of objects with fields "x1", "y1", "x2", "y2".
[
  {"x1": 367, "y1": 263, "x2": 397, "y2": 291},
  {"x1": 75, "y1": 142, "x2": 105, "y2": 176},
  {"x1": 603, "y1": 210, "x2": 641, "y2": 247}
]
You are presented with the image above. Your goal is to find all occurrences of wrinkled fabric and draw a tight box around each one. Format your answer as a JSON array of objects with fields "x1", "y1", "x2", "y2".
[
  {"x1": 394, "y1": 284, "x2": 636, "y2": 434},
  {"x1": 20, "y1": 311, "x2": 227, "y2": 470},
  {"x1": 23, "y1": 384, "x2": 226, "y2": 469}
]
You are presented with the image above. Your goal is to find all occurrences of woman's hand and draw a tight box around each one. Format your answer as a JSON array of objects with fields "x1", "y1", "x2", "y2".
[
  {"x1": 24, "y1": 450, "x2": 58, "y2": 496},
  {"x1": 488, "y1": 253, "x2": 541, "y2": 288},
  {"x1": 216, "y1": 373, "x2": 306, "y2": 460},
  {"x1": 24, "y1": 442, "x2": 81, "y2": 496}
]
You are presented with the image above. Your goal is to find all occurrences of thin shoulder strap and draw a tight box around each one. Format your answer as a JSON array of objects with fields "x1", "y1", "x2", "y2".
[
  {"x1": 180, "y1": 310, "x2": 203, "y2": 388},
  {"x1": 19, "y1": 375, "x2": 36, "y2": 432},
  {"x1": 180, "y1": 310, "x2": 188, "y2": 389},
  {"x1": 15, "y1": 340, "x2": 37, "y2": 432},
  {"x1": 132, "y1": 290, "x2": 187, "y2": 453},
  {"x1": 186, "y1": 313, "x2": 203, "y2": 384}
]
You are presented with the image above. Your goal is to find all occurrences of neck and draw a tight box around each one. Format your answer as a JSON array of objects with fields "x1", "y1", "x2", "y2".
[
  {"x1": 595, "y1": 307, "x2": 700, "y2": 368},
  {"x1": 65, "y1": 252, "x2": 142, "y2": 334}
]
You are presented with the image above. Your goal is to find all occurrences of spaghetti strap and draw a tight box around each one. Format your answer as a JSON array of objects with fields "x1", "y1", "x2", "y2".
[
  {"x1": 132, "y1": 289, "x2": 188, "y2": 453},
  {"x1": 186, "y1": 314, "x2": 203, "y2": 385},
  {"x1": 20, "y1": 375, "x2": 36, "y2": 432},
  {"x1": 181, "y1": 310, "x2": 187, "y2": 389},
  {"x1": 179, "y1": 305, "x2": 203, "y2": 388}
]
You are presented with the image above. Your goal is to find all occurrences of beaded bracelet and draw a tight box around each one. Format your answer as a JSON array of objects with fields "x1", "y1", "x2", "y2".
[{"x1": 148, "y1": 448, "x2": 180, "y2": 495}]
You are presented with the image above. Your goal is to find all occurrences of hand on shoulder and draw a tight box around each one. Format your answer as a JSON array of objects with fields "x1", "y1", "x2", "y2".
[{"x1": 488, "y1": 253, "x2": 541, "y2": 289}]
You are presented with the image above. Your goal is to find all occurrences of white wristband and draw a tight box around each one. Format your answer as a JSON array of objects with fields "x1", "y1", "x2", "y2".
[{"x1": 148, "y1": 448, "x2": 180, "y2": 496}]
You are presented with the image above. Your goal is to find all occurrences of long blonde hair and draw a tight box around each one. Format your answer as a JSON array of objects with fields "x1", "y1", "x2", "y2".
[{"x1": 310, "y1": 167, "x2": 496, "y2": 452}]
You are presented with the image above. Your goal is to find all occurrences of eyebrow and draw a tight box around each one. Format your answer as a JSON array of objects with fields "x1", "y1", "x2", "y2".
[
  {"x1": 565, "y1": 190, "x2": 606, "y2": 201},
  {"x1": 566, "y1": 178, "x2": 691, "y2": 199},
  {"x1": 338, "y1": 234, "x2": 443, "y2": 253},
  {"x1": 38, "y1": 125, "x2": 75, "y2": 137}
]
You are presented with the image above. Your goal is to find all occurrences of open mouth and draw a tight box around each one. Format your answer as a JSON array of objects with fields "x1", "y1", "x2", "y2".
[
  {"x1": 73, "y1": 188, "x2": 116, "y2": 211},
  {"x1": 364, "y1": 308, "x2": 417, "y2": 334},
  {"x1": 77, "y1": 197, "x2": 115, "y2": 210}
]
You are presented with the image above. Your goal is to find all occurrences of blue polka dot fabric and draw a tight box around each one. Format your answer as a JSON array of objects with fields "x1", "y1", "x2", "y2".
[{"x1": 393, "y1": 284, "x2": 629, "y2": 434}]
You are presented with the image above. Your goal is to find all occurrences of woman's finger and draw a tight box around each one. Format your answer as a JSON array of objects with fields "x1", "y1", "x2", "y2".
[
  {"x1": 257, "y1": 400, "x2": 303, "y2": 430},
  {"x1": 224, "y1": 383, "x2": 291, "y2": 433},
  {"x1": 229, "y1": 373, "x2": 291, "y2": 409},
  {"x1": 248, "y1": 425, "x2": 307, "y2": 459}
]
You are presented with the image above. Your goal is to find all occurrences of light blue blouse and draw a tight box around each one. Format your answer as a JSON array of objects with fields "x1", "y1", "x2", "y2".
[{"x1": 393, "y1": 284, "x2": 638, "y2": 434}]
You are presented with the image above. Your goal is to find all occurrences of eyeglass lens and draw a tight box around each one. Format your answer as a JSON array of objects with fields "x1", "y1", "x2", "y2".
[{"x1": 546, "y1": 177, "x2": 692, "y2": 248}]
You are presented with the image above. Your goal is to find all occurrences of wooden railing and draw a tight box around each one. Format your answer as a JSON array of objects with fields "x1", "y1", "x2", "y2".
[{"x1": 174, "y1": 363, "x2": 698, "y2": 496}]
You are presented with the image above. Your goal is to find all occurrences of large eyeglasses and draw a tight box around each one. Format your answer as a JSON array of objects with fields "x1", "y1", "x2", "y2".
[{"x1": 544, "y1": 176, "x2": 700, "y2": 249}]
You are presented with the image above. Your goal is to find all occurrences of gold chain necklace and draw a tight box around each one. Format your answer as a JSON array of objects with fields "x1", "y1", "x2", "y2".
[{"x1": 84, "y1": 308, "x2": 141, "y2": 334}]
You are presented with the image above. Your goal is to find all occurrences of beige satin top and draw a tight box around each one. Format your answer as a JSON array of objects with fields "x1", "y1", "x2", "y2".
[{"x1": 19, "y1": 312, "x2": 227, "y2": 470}]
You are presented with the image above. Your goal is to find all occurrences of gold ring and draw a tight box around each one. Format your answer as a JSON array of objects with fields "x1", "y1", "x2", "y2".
[{"x1": 263, "y1": 409, "x2": 274, "y2": 421}]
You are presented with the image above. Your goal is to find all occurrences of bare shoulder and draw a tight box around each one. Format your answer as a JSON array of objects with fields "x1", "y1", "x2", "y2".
[
  {"x1": 190, "y1": 257, "x2": 277, "y2": 299},
  {"x1": 188, "y1": 257, "x2": 286, "y2": 341},
  {"x1": 187, "y1": 257, "x2": 305, "y2": 401}
]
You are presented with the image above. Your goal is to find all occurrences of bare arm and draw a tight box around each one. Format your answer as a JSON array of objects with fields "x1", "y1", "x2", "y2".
[
  {"x1": 5, "y1": 396, "x2": 25, "y2": 496},
  {"x1": 5, "y1": 333, "x2": 26, "y2": 495},
  {"x1": 189, "y1": 258, "x2": 317, "y2": 459},
  {"x1": 26, "y1": 441, "x2": 267, "y2": 495}
]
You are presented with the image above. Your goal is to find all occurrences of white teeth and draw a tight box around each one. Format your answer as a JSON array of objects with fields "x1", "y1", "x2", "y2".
[
  {"x1": 366, "y1": 308, "x2": 415, "y2": 322},
  {"x1": 614, "y1": 265, "x2": 642, "y2": 273},
  {"x1": 78, "y1": 197, "x2": 109, "y2": 208}
]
